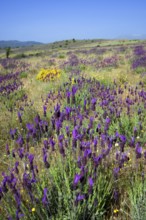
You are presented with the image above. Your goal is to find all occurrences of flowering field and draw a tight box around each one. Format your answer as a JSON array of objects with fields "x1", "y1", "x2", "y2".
[{"x1": 0, "y1": 39, "x2": 146, "y2": 219}]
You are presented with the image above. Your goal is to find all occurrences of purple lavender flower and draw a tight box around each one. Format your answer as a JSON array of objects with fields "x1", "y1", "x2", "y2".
[
  {"x1": 54, "y1": 103, "x2": 61, "y2": 118},
  {"x1": 135, "y1": 143, "x2": 142, "y2": 159},
  {"x1": 113, "y1": 189, "x2": 119, "y2": 202},
  {"x1": 6, "y1": 144, "x2": 10, "y2": 155},
  {"x1": 144, "y1": 150, "x2": 146, "y2": 159},
  {"x1": 113, "y1": 167, "x2": 120, "y2": 179},
  {"x1": 71, "y1": 86, "x2": 77, "y2": 104},
  {"x1": 42, "y1": 148, "x2": 50, "y2": 168},
  {"x1": 10, "y1": 128, "x2": 17, "y2": 139},
  {"x1": 16, "y1": 136, "x2": 24, "y2": 147},
  {"x1": 83, "y1": 99, "x2": 87, "y2": 111},
  {"x1": 91, "y1": 98, "x2": 97, "y2": 111},
  {"x1": 93, "y1": 138, "x2": 98, "y2": 150},
  {"x1": 1, "y1": 176, "x2": 8, "y2": 193},
  {"x1": 66, "y1": 90, "x2": 71, "y2": 104},
  {"x1": 34, "y1": 114, "x2": 41, "y2": 126},
  {"x1": 96, "y1": 123, "x2": 101, "y2": 134},
  {"x1": 23, "y1": 173, "x2": 32, "y2": 190},
  {"x1": 28, "y1": 154, "x2": 34, "y2": 170},
  {"x1": 84, "y1": 149, "x2": 92, "y2": 158},
  {"x1": 94, "y1": 154, "x2": 103, "y2": 167},
  {"x1": 88, "y1": 177, "x2": 94, "y2": 187},
  {"x1": 42, "y1": 188, "x2": 49, "y2": 206},
  {"x1": 14, "y1": 162, "x2": 19, "y2": 174},
  {"x1": 49, "y1": 138, "x2": 55, "y2": 151},
  {"x1": 26, "y1": 123, "x2": 34, "y2": 133},
  {"x1": 43, "y1": 105, "x2": 47, "y2": 117},
  {"x1": 73, "y1": 173, "x2": 83, "y2": 186},
  {"x1": 129, "y1": 137, "x2": 135, "y2": 147},
  {"x1": 72, "y1": 126, "x2": 79, "y2": 140},
  {"x1": 44, "y1": 140, "x2": 49, "y2": 149},
  {"x1": 17, "y1": 148, "x2": 24, "y2": 159},
  {"x1": 66, "y1": 126, "x2": 70, "y2": 137},
  {"x1": 76, "y1": 194, "x2": 85, "y2": 201},
  {"x1": 65, "y1": 106, "x2": 71, "y2": 119},
  {"x1": 55, "y1": 120, "x2": 62, "y2": 135},
  {"x1": 0, "y1": 187, "x2": 3, "y2": 200},
  {"x1": 17, "y1": 111, "x2": 22, "y2": 123}
]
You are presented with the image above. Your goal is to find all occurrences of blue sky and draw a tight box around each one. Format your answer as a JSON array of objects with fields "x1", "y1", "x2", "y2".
[{"x1": 0, "y1": 0, "x2": 146, "y2": 43}]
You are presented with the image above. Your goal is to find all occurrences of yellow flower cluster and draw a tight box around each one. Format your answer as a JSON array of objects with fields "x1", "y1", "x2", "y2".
[
  {"x1": 114, "y1": 209, "x2": 119, "y2": 213},
  {"x1": 71, "y1": 78, "x2": 75, "y2": 85},
  {"x1": 36, "y1": 68, "x2": 61, "y2": 81}
]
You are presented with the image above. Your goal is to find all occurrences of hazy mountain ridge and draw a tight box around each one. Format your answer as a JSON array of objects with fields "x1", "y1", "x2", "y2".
[
  {"x1": 0, "y1": 40, "x2": 43, "y2": 48},
  {"x1": 115, "y1": 34, "x2": 146, "y2": 40}
]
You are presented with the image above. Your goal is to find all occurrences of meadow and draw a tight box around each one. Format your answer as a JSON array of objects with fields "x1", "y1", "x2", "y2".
[{"x1": 0, "y1": 39, "x2": 146, "y2": 219}]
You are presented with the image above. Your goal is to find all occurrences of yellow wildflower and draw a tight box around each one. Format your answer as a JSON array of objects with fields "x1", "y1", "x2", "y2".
[
  {"x1": 32, "y1": 208, "x2": 35, "y2": 212},
  {"x1": 20, "y1": 189, "x2": 24, "y2": 194},
  {"x1": 114, "y1": 209, "x2": 119, "y2": 213},
  {"x1": 71, "y1": 78, "x2": 75, "y2": 85},
  {"x1": 36, "y1": 68, "x2": 61, "y2": 81}
]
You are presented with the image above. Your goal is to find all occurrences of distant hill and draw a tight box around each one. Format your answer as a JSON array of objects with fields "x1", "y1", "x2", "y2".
[
  {"x1": 0, "y1": 40, "x2": 44, "y2": 48},
  {"x1": 115, "y1": 34, "x2": 146, "y2": 40}
]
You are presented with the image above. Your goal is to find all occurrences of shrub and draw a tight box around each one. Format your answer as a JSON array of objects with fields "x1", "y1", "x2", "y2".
[
  {"x1": 6, "y1": 47, "x2": 11, "y2": 58},
  {"x1": 36, "y1": 68, "x2": 61, "y2": 81}
]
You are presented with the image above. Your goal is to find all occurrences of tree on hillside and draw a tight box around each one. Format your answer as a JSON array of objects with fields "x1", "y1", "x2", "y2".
[{"x1": 6, "y1": 47, "x2": 11, "y2": 58}]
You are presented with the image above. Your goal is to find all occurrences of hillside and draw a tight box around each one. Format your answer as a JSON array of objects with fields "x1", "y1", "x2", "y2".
[{"x1": 0, "y1": 40, "x2": 43, "y2": 48}]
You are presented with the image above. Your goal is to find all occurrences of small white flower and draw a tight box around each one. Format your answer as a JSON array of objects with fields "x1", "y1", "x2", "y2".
[{"x1": 115, "y1": 143, "x2": 119, "y2": 147}]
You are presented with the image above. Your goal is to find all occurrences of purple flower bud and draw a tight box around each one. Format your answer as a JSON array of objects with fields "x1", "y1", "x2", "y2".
[
  {"x1": 144, "y1": 150, "x2": 146, "y2": 159},
  {"x1": 66, "y1": 91, "x2": 71, "y2": 104},
  {"x1": 65, "y1": 106, "x2": 71, "y2": 119},
  {"x1": 91, "y1": 98, "x2": 97, "y2": 111},
  {"x1": 135, "y1": 143, "x2": 142, "y2": 159},
  {"x1": 49, "y1": 138, "x2": 55, "y2": 151},
  {"x1": 16, "y1": 136, "x2": 24, "y2": 148},
  {"x1": 119, "y1": 135, "x2": 126, "y2": 144},
  {"x1": 14, "y1": 162, "x2": 19, "y2": 174},
  {"x1": 42, "y1": 188, "x2": 49, "y2": 206},
  {"x1": 72, "y1": 86, "x2": 77, "y2": 95},
  {"x1": 113, "y1": 167, "x2": 120, "y2": 179},
  {"x1": 72, "y1": 126, "x2": 78, "y2": 140},
  {"x1": 17, "y1": 111, "x2": 22, "y2": 123},
  {"x1": 18, "y1": 148, "x2": 24, "y2": 159},
  {"x1": 73, "y1": 173, "x2": 83, "y2": 186},
  {"x1": 6, "y1": 144, "x2": 10, "y2": 155},
  {"x1": 88, "y1": 177, "x2": 94, "y2": 187},
  {"x1": 43, "y1": 105, "x2": 47, "y2": 117},
  {"x1": 76, "y1": 194, "x2": 85, "y2": 201},
  {"x1": 113, "y1": 189, "x2": 119, "y2": 202},
  {"x1": 43, "y1": 140, "x2": 49, "y2": 149},
  {"x1": 54, "y1": 103, "x2": 61, "y2": 118},
  {"x1": 84, "y1": 149, "x2": 92, "y2": 158},
  {"x1": 26, "y1": 123, "x2": 34, "y2": 133},
  {"x1": 28, "y1": 154, "x2": 34, "y2": 170},
  {"x1": 94, "y1": 155, "x2": 103, "y2": 167},
  {"x1": 42, "y1": 148, "x2": 50, "y2": 168},
  {"x1": 10, "y1": 128, "x2": 17, "y2": 140}
]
